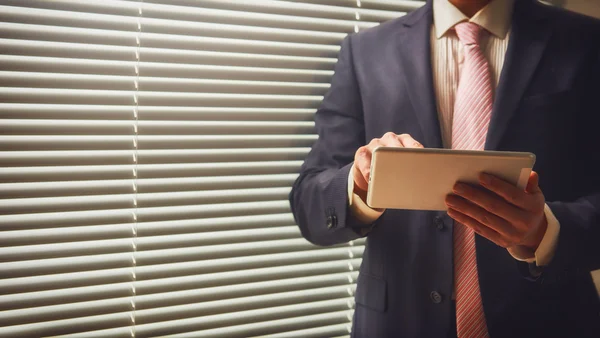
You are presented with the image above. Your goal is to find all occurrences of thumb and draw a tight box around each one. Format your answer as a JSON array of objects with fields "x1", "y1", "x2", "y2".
[{"x1": 526, "y1": 171, "x2": 541, "y2": 193}]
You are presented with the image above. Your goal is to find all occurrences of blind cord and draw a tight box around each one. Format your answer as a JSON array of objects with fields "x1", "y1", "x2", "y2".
[{"x1": 130, "y1": 2, "x2": 143, "y2": 337}]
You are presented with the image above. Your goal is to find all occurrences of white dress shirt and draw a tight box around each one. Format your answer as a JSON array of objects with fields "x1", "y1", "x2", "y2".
[{"x1": 347, "y1": 0, "x2": 559, "y2": 266}]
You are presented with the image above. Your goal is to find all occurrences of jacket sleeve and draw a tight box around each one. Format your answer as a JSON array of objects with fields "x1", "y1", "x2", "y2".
[
  {"x1": 534, "y1": 32, "x2": 600, "y2": 283},
  {"x1": 289, "y1": 35, "x2": 376, "y2": 246}
]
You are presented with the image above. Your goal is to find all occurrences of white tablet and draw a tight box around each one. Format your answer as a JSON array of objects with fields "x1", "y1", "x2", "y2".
[{"x1": 366, "y1": 147, "x2": 536, "y2": 211}]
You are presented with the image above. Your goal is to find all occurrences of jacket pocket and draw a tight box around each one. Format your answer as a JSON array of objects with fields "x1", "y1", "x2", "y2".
[
  {"x1": 521, "y1": 88, "x2": 573, "y2": 106},
  {"x1": 355, "y1": 272, "x2": 387, "y2": 312}
]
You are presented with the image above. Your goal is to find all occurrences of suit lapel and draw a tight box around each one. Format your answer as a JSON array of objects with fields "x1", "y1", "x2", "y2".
[
  {"x1": 397, "y1": 1, "x2": 444, "y2": 149},
  {"x1": 485, "y1": 0, "x2": 554, "y2": 150}
]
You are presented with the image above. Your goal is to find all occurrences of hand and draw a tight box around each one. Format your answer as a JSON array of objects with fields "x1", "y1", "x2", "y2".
[
  {"x1": 445, "y1": 171, "x2": 548, "y2": 252},
  {"x1": 353, "y1": 132, "x2": 423, "y2": 194}
]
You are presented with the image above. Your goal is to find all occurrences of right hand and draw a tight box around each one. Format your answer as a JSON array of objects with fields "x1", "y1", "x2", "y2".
[{"x1": 352, "y1": 132, "x2": 424, "y2": 193}]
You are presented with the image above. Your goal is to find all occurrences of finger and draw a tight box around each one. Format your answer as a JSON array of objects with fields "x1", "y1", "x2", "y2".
[
  {"x1": 445, "y1": 194, "x2": 520, "y2": 242},
  {"x1": 380, "y1": 132, "x2": 404, "y2": 147},
  {"x1": 397, "y1": 134, "x2": 424, "y2": 148},
  {"x1": 353, "y1": 146, "x2": 373, "y2": 191},
  {"x1": 451, "y1": 182, "x2": 528, "y2": 226},
  {"x1": 447, "y1": 208, "x2": 510, "y2": 248},
  {"x1": 479, "y1": 173, "x2": 534, "y2": 209},
  {"x1": 352, "y1": 162, "x2": 369, "y2": 192},
  {"x1": 526, "y1": 171, "x2": 541, "y2": 194},
  {"x1": 354, "y1": 138, "x2": 384, "y2": 191}
]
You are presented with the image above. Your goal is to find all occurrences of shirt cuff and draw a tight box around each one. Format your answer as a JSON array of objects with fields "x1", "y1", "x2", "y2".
[
  {"x1": 507, "y1": 204, "x2": 560, "y2": 266},
  {"x1": 348, "y1": 166, "x2": 384, "y2": 224}
]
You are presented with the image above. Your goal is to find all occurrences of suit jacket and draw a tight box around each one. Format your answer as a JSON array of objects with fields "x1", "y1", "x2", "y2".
[{"x1": 290, "y1": 0, "x2": 600, "y2": 337}]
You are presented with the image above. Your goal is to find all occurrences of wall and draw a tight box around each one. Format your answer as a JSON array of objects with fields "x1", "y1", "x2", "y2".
[{"x1": 563, "y1": 0, "x2": 600, "y2": 18}]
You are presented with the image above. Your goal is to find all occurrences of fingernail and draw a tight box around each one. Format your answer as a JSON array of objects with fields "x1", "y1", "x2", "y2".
[{"x1": 453, "y1": 184, "x2": 465, "y2": 193}]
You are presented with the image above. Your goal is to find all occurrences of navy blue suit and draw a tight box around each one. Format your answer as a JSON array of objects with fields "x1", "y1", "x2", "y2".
[{"x1": 289, "y1": 0, "x2": 600, "y2": 337}]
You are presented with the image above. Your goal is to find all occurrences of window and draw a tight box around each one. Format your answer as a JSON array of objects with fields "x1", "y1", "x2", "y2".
[{"x1": 0, "y1": 1, "x2": 423, "y2": 337}]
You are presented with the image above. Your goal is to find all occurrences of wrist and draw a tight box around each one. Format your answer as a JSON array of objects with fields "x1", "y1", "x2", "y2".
[
  {"x1": 523, "y1": 214, "x2": 548, "y2": 251},
  {"x1": 351, "y1": 178, "x2": 384, "y2": 213},
  {"x1": 353, "y1": 182, "x2": 367, "y2": 200}
]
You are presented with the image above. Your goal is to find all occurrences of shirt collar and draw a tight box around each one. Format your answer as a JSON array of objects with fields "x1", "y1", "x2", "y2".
[{"x1": 433, "y1": 0, "x2": 515, "y2": 39}]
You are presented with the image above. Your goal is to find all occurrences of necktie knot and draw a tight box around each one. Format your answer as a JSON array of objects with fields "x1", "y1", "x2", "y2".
[{"x1": 454, "y1": 22, "x2": 482, "y2": 46}]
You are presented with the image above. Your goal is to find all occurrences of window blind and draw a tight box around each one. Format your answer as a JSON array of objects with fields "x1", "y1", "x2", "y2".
[{"x1": 0, "y1": 1, "x2": 424, "y2": 337}]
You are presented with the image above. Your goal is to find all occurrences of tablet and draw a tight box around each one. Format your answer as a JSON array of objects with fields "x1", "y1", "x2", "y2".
[{"x1": 366, "y1": 147, "x2": 536, "y2": 211}]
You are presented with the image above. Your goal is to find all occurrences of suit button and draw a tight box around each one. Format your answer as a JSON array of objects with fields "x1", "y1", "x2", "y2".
[
  {"x1": 326, "y1": 215, "x2": 337, "y2": 229},
  {"x1": 430, "y1": 291, "x2": 442, "y2": 304},
  {"x1": 434, "y1": 216, "x2": 445, "y2": 231}
]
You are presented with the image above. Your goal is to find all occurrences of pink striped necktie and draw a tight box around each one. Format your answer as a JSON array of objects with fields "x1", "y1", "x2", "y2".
[{"x1": 451, "y1": 22, "x2": 492, "y2": 338}]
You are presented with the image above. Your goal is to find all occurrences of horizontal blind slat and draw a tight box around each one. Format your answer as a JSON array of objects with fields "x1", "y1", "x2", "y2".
[
  {"x1": 133, "y1": 257, "x2": 363, "y2": 290},
  {"x1": 0, "y1": 252, "x2": 134, "y2": 278},
  {"x1": 139, "y1": 47, "x2": 337, "y2": 70},
  {"x1": 139, "y1": 1, "x2": 377, "y2": 33},
  {"x1": 0, "y1": 88, "x2": 324, "y2": 107},
  {"x1": 1, "y1": 179, "x2": 135, "y2": 199},
  {"x1": 0, "y1": 174, "x2": 298, "y2": 199},
  {"x1": 0, "y1": 54, "x2": 334, "y2": 81},
  {"x1": 0, "y1": 187, "x2": 292, "y2": 214},
  {"x1": 1, "y1": 0, "x2": 140, "y2": 16},
  {"x1": 0, "y1": 87, "x2": 135, "y2": 105},
  {"x1": 55, "y1": 310, "x2": 354, "y2": 338},
  {"x1": 0, "y1": 135, "x2": 316, "y2": 150},
  {"x1": 0, "y1": 296, "x2": 134, "y2": 327},
  {"x1": 273, "y1": 0, "x2": 424, "y2": 12},
  {"x1": 165, "y1": 0, "x2": 402, "y2": 22},
  {"x1": 0, "y1": 217, "x2": 298, "y2": 246},
  {"x1": 0, "y1": 120, "x2": 316, "y2": 135},
  {"x1": 0, "y1": 223, "x2": 134, "y2": 247},
  {"x1": 140, "y1": 17, "x2": 348, "y2": 45},
  {"x1": 135, "y1": 271, "x2": 359, "y2": 310},
  {"x1": 134, "y1": 237, "x2": 333, "y2": 266},
  {"x1": 0, "y1": 22, "x2": 350, "y2": 57},
  {"x1": 133, "y1": 288, "x2": 356, "y2": 326},
  {"x1": 138, "y1": 62, "x2": 333, "y2": 82},
  {"x1": 140, "y1": 307, "x2": 354, "y2": 338},
  {"x1": 0, "y1": 55, "x2": 136, "y2": 75},
  {"x1": 1, "y1": 282, "x2": 134, "y2": 311},
  {"x1": 0, "y1": 238, "x2": 135, "y2": 262},
  {"x1": 0, "y1": 5, "x2": 139, "y2": 32},
  {"x1": 0, "y1": 201, "x2": 293, "y2": 229},
  {"x1": 135, "y1": 213, "x2": 297, "y2": 235},
  {"x1": 0, "y1": 104, "x2": 316, "y2": 121},
  {"x1": 0, "y1": 267, "x2": 133, "y2": 295},
  {"x1": 256, "y1": 322, "x2": 351, "y2": 338},
  {"x1": 139, "y1": 32, "x2": 341, "y2": 58},
  {"x1": 0, "y1": 149, "x2": 309, "y2": 167},
  {"x1": 1, "y1": 282, "x2": 358, "y2": 327},
  {"x1": 0, "y1": 312, "x2": 134, "y2": 338},
  {"x1": 0, "y1": 162, "x2": 302, "y2": 183},
  {"x1": 0, "y1": 38, "x2": 337, "y2": 69},
  {"x1": 1, "y1": 271, "x2": 358, "y2": 312},
  {"x1": 0, "y1": 38, "x2": 135, "y2": 61},
  {"x1": 0, "y1": 255, "x2": 363, "y2": 295},
  {"x1": 0, "y1": 22, "x2": 138, "y2": 46},
  {"x1": 1, "y1": 226, "x2": 304, "y2": 264}
]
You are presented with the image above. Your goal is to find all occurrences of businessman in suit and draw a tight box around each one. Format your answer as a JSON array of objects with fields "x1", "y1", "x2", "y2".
[{"x1": 289, "y1": 0, "x2": 600, "y2": 336}]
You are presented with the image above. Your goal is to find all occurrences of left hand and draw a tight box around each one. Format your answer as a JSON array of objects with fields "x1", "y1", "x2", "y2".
[{"x1": 445, "y1": 171, "x2": 548, "y2": 252}]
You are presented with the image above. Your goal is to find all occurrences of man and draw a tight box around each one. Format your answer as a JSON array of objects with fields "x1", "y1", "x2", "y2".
[{"x1": 289, "y1": 0, "x2": 600, "y2": 336}]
